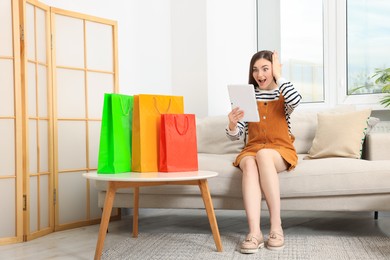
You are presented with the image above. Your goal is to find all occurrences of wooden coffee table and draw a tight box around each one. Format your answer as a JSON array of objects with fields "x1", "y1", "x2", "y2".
[{"x1": 83, "y1": 170, "x2": 223, "y2": 260}]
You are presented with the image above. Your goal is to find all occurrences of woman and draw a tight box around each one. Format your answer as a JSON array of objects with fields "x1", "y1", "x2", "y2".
[{"x1": 226, "y1": 50, "x2": 301, "y2": 253}]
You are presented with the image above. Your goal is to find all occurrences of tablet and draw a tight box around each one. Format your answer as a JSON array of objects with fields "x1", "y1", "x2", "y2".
[{"x1": 228, "y1": 84, "x2": 260, "y2": 122}]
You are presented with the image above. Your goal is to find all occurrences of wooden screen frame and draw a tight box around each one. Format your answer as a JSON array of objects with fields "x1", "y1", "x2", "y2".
[
  {"x1": 20, "y1": 0, "x2": 54, "y2": 241},
  {"x1": 50, "y1": 7, "x2": 119, "y2": 231},
  {"x1": 0, "y1": 0, "x2": 23, "y2": 245},
  {"x1": 0, "y1": 0, "x2": 119, "y2": 245}
]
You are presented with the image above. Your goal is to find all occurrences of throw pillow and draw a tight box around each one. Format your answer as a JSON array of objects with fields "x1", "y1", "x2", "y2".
[
  {"x1": 306, "y1": 109, "x2": 372, "y2": 159},
  {"x1": 291, "y1": 105, "x2": 358, "y2": 154}
]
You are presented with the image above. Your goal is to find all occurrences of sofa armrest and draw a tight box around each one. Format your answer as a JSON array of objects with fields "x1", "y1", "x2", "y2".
[{"x1": 363, "y1": 132, "x2": 390, "y2": 160}]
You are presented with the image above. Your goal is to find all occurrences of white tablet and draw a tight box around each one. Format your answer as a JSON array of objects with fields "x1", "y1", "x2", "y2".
[{"x1": 228, "y1": 84, "x2": 260, "y2": 122}]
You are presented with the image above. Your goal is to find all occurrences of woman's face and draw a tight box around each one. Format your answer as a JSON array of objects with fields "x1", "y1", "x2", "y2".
[{"x1": 252, "y1": 58, "x2": 276, "y2": 90}]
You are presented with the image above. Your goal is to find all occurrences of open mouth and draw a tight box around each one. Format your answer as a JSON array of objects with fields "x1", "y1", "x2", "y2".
[{"x1": 258, "y1": 79, "x2": 267, "y2": 84}]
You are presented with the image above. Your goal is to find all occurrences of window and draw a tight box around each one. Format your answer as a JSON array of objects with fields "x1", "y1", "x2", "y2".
[
  {"x1": 347, "y1": 0, "x2": 390, "y2": 95},
  {"x1": 257, "y1": 0, "x2": 390, "y2": 106}
]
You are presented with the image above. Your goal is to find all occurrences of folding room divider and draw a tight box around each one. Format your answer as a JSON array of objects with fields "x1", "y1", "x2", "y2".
[{"x1": 0, "y1": 0, "x2": 118, "y2": 244}]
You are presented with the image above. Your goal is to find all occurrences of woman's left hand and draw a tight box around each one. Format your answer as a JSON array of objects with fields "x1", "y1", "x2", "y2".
[{"x1": 272, "y1": 51, "x2": 282, "y2": 81}]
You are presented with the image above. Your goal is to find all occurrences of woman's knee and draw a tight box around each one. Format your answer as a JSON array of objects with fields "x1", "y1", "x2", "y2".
[
  {"x1": 239, "y1": 157, "x2": 257, "y2": 174},
  {"x1": 256, "y1": 149, "x2": 287, "y2": 173}
]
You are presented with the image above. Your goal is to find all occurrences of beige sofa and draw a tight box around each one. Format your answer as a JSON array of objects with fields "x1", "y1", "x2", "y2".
[{"x1": 95, "y1": 109, "x2": 390, "y2": 213}]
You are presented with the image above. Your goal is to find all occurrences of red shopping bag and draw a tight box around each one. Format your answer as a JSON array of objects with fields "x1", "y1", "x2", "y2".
[{"x1": 159, "y1": 114, "x2": 198, "y2": 172}]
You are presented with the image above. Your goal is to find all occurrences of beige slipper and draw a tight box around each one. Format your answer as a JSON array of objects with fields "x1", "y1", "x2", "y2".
[
  {"x1": 240, "y1": 234, "x2": 264, "y2": 254},
  {"x1": 267, "y1": 231, "x2": 285, "y2": 250}
]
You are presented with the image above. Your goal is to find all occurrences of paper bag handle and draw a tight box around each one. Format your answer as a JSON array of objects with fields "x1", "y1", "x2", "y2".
[
  {"x1": 153, "y1": 97, "x2": 172, "y2": 114},
  {"x1": 120, "y1": 96, "x2": 131, "y2": 115},
  {"x1": 174, "y1": 116, "x2": 189, "y2": 135}
]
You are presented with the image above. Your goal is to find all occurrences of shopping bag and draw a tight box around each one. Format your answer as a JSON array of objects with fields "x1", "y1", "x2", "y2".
[
  {"x1": 159, "y1": 114, "x2": 198, "y2": 172},
  {"x1": 97, "y1": 93, "x2": 133, "y2": 173},
  {"x1": 132, "y1": 94, "x2": 184, "y2": 172}
]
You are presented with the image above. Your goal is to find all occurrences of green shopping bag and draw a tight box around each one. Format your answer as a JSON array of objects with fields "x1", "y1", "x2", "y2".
[{"x1": 97, "y1": 93, "x2": 134, "y2": 173}]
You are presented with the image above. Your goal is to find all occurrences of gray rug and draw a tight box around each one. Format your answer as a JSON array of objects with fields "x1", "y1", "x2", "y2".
[{"x1": 102, "y1": 232, "x2": 390, "y2": 259}]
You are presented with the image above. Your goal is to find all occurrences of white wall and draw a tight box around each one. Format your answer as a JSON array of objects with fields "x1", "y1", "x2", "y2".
[
  {"x1": 206, "y1": 0, "x2": 257, "y2": 116},
  {"x1": 40, "y1": 0, "x2": 257, "y2": 117},
  {"x1": 170, "y1": 0, "x2": 257, "y2": 117},
  {"x1": 41, "y1": 0, "x2": 172, "y2": 95},
  {"x1": 171, "y1": 0, "x2": 208, "y2": 116}
]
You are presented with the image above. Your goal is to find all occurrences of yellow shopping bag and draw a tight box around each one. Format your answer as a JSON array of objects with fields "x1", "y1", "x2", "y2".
[{"x1": 132, "y1": 94, "x2": 184, "y2": 172}]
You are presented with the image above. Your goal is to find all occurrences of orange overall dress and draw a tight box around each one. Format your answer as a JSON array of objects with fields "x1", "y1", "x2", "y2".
[{"x1": 233, "y1": 95, "x2": 297, "y2": 171}]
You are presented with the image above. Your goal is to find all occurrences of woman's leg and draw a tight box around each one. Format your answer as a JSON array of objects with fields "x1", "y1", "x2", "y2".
[
  {"x1": 239, "y1": 156, "x2": 262, "y2": 238},
  {"x1": 255, "y1": 149, "x2": 287, "y2": 232}
]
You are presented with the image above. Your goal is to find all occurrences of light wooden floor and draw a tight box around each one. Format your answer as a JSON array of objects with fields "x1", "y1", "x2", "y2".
[{"x1": 1, "y1": 209, "x2": 389, "y2": 259}]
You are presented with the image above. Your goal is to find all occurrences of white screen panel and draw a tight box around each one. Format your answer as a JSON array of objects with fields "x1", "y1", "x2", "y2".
[
  {"x1": 0, "y1": 59, "x2": 15, "y2": 116},
  {"x1": 36, "y1": 7, "x2": 47, "y2": 63},
  {"x1": 57, "y1": 121, "x2": 86, "y2": 171},
  {"x1": 39, "y1": 120, "x2": 49, "y2": 172},
  {"x1": 26, "y1": 3, "x2": 36, "y2": 61},
  {"x1": 87, "y1": 72, "x2": 113, "y2": 118},
  {"x1": 40, "y1": 174, "x2": 50, "y2": 229},
  {"x1": 56, "y1": 68, "x2": 85, "y2": 118},
  {"x1": 88, "y1": 121, "x2": 101, "y2": 169},
  {"x1": 86, "y1": 21, "x2": 113, "y2": 72},
  {"x1": 27, "y1": 62, "x2": 37, "y2": 117},
  {"x1": 58, "y1": 172, "x2": 87, "y2": 224},
  {"x1": 89, "y1": 179, "x2": 101, "y2": 219},
  {"x1": 0, "y1": 119, "x2": 15, "y2": 176},
  {"x1": 55, "y1": 14, "x2": 84, "y2": 68},
  {"x1": 38, "y1": 64, "x2": 48, "y2": 117},
  {"x1": 0, "y1": 0, "x2": 13, "y2": 56},
  {"x1": 0, "y1": 179, "x2": 16, "y2": 236},
  {"x1": 29, "y1": 176, "x2": 38, "y2": 232},
  {"x1": 28, "y1": 120, "x2": 38, "y2": 174}
]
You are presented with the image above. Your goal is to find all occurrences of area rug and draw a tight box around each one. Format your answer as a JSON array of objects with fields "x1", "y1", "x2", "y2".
[{"x1": 102, "y1": 233, "x2": 390, "y2": 259}]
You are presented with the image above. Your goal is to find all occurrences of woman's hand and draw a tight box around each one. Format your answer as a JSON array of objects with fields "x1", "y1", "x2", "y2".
[
  {"x1": 272, "y1": 51, "x2": 282, "y2": 81},
  {"x1": 228, "y1": 107, "x2": 244, "y2": 131}
]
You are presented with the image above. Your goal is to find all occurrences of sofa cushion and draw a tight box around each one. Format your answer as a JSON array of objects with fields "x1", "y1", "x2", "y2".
[
  {"x1": 200, "y1": 154, "x2": 390, "y2": 198},
  {"x1": 290, "y1": 111, "x2": 317, "y2": 154},
  {"x1": 306, "y1": 109, "x2": 371, "y2": 159},
  {"x1": 280, "y1": 155, "x2": 390, "y2": 198},
  {"x1": 93, "y1": 154, "x2": 390, "y2": 199},
  {"x1": 196, "y1": 115, "x2": 244, "y2": 154},
  {"x1": 198, "y1": 153, "x2": 242, "y2": 197}
]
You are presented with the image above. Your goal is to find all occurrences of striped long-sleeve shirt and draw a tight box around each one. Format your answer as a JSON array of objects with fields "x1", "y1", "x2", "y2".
[{"x1": 226, "y1": 78, "x2": 301, "y2": 141}]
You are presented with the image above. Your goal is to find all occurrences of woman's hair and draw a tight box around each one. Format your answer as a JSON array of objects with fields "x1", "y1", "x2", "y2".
[{"x1": 248, "y1": 50, "x2": 273, "y2": 86}]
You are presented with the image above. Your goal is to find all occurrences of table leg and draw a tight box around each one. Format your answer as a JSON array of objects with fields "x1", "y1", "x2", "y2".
[
  {"x1": 198, "y1": 179, "x2": 223, "y2": 252},
  {"x1": 94, "y1": 181, "x2": 117, "y2": 260},
  {"x1": 132, "y1": 187, "x2": 139, "y2": 237}
]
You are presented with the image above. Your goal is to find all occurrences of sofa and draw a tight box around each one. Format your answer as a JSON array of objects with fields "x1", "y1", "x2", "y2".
[{"x1": 95, "y1": 107, "x2": 390, "y2": 213}]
